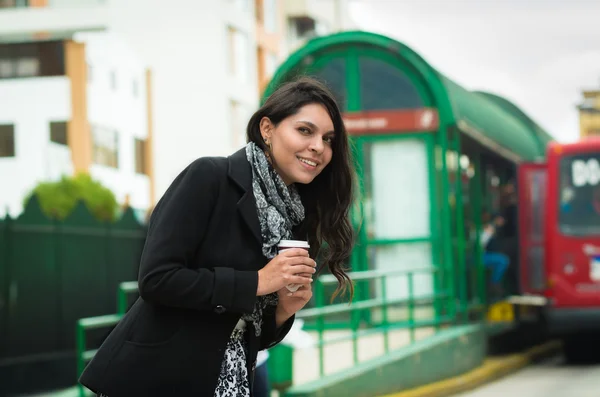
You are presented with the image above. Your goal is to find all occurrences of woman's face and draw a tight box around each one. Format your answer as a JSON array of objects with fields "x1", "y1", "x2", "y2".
[{"x1": 261, "y1": 103, "x2": 335, "y2": 185}]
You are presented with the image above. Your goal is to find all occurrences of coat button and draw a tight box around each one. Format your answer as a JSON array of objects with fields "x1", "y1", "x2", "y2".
[{"x1": 214, "y1": 305, "x2": 226, "y2": 314}]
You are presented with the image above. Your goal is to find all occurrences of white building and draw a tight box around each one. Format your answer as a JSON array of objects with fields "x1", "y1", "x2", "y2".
[
  {"x1": 106, "y1": 0, "x2": 356, "y2": 200},
  {"x1": 283, "y1": 0, "x2": 357, "y2": 54},
  {"x1": 0, "y1": 1, "x2": 153, "y2": 217},
  {"x1": 0, "y1": 0, "x2": 355, "y2": 216}
]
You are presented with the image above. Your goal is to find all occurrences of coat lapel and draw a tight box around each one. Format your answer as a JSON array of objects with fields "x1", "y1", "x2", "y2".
[{"x1": 228, "y1": 148, "x2": 262, "y2": 246}]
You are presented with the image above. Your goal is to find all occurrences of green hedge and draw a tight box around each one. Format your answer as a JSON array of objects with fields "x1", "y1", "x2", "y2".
[{"x1": 24, "y1": 173, "x2": 118, "y2": 222}]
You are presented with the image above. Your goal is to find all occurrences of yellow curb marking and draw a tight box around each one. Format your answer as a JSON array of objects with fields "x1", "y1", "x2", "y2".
[{"x1": 378, "y1": 341, "x2": 562, "y2": 397}]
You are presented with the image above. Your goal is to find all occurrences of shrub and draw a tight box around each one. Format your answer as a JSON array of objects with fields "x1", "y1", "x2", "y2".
[{"x1": 24, "y1": 173, "x2": 119, "y2": 222}]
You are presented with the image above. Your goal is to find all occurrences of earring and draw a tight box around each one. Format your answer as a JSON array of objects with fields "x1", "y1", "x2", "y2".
[{"x1": 265, "y1": 139, "x2": 272, "y2": 151}]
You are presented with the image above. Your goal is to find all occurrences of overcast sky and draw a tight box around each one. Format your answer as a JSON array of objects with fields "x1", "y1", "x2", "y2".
[{"x1": 349, "y1": 0, "x2": 600, "y2": 143}]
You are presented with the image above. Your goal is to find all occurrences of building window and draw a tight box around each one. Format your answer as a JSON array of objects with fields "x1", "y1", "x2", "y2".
[
  {"x1": 92, "y1": 125, "x2": 119, "y2": 168},
  {"x1": 0, "y1": 124, "x2": 15, "y2": 157},
  {"x1": 263, "y1": 0, "x2": 277, "y2": 33},
  {"x1": 110, "y1": 70, "x2": 117, "y2": 90},
  {"x1": 227, "y1": 26, "x2": 249, "y2": 82},
  {"x1": 134, "y1": 138, "x2": 147, "y2": 174},
  {"x1": 0, "y1": 41, "x2": 65, "y2": 79},
  {"x1": 289, "y1": 16, "x2": 317, "y2": 40},
  {"x1": 16, "y1": 57, "x2": 40, "y2": 77},
  {"x1": 0, "y1": 0, "x2": 29, "y2": 8},
  {"x1": 0, "y1": 59, "x2": 12, "y2": 78},
  {"x1": 230, "y1": 100, "x2": 247, "y2": 148},
  {"x1": 49, "y1": 121, "x2": 68, "y2": 145}
]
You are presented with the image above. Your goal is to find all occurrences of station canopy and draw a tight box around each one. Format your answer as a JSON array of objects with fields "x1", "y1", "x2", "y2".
[{"x1": 264, "y1": 31, "x2": 555, "y2": 162}]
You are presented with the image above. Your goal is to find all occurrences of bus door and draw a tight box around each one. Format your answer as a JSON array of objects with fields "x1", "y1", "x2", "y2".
[{"x1": 517, "y1": 162, "x2": 548, "y2": 296}]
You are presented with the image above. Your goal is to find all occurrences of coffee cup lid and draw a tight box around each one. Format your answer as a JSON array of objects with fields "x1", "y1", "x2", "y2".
[{"x1": 277, "y1": 239, "x2": 310, "y2": 249}]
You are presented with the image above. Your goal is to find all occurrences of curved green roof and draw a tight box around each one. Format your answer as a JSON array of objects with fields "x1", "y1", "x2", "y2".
[
  {"x1": 264, "y1": 31, "x2": 553, "y2": 162},
  {"x1": 475, "y1": 91, "x2": 555, "y2": 149},
  {"x1": 441, "y1": 77, "x2": 547, "y2": 161}
]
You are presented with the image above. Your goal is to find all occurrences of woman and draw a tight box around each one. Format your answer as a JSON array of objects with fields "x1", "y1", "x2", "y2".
[{"x1": 79, "y1": 77, "x2": 355, "y2": 396}]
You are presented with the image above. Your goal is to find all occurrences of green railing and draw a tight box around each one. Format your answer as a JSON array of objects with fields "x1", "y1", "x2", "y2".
[
  {"x1": 75, "y1": 282, "x2": 140, "y2": 397},
  {"x1": 296, "y1": 266, "x2": 451, "y2": 380},
  {"x1": 116, "y1": 281, "x2": 139, "y2": 313},
  {"x1": 76, "y1": 267, "x2": 452, "y2": 395}
]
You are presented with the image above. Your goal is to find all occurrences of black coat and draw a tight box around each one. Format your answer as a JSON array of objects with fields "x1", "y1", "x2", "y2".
[{"x1": 79, "y1": 148, "x2": 296, "y2": 397}]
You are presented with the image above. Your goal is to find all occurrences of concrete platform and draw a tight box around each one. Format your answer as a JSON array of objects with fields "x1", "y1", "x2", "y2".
[{"x1": 293, "y1": 327, "x2": 436, "y2": 385}]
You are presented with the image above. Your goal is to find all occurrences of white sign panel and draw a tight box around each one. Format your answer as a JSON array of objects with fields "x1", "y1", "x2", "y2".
[{"x1": 572, "y1": 158, "x2": 600, "y2": 187}]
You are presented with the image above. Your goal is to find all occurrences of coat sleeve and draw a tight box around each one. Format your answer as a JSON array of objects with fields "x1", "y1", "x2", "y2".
[
  {"x1": 138, "y1": 157, "x2": 258, "y2": 314},
  {"x1": 259, "y1": 309, "x2": 295, "y2": 351}
]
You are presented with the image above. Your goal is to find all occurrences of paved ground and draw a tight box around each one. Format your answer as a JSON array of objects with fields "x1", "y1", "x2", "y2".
[{"x1": 455, "y1": 355, "x2": 600, "y2": 397}]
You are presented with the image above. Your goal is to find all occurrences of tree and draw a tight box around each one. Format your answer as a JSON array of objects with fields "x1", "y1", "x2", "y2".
[{"x1": 24, "y1": 173, "x2": 119, "y2": 222}]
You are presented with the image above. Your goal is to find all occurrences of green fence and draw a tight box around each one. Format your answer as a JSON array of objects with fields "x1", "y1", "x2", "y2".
[
  {"x1": 267, "y1": 266, "x2": 453, "y2": 391},
  {"x1": 0, "y1": 195, "x2": 146, "y2": 364},
  {"x1": 76, "y1": 281, "x2": 139, "y2": 397},
  {"x1": 75, "y1": 266, "x2": 455, "y2": 396}
]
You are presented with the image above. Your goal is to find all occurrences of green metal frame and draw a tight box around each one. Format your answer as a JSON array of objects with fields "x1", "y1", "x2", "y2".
[
  {"x1": 295, "y1": 267, "x2": 451, "y2": 382},
  {"x1": 262, "y1": 31, "x2": 455, "y2": 124},
  {"x1": 349, "y1": 133, "x2": 441, "y2": 326},
  {"x1": 260, "y1": 32, "x2": 465, "y2": 322},
  {"x1": 265, "y1": 32, "x2": 451, "y2": 326},
  {"x1": 75, "y1": 282, "x2": 139, "y2": 397}
]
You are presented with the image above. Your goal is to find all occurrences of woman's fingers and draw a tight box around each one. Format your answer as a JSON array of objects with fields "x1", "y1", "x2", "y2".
[
  {"x1": 288, "y1": 264, "x2": 316, "y2": 276},
  {"x1": 286, "y1": 256, "x2": 317, "y2": 268},
  {"x1": 280, "y1": 248, "x2": 310, "y2": 258},
  {"x1": 290, "y1": 275, "x2": 313, "y2": 285}
]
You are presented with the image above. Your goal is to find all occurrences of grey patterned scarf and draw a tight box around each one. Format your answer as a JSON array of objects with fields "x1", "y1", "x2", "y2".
[{"x1": 242, "y1": 142, "x2": 305, "y2": 336}]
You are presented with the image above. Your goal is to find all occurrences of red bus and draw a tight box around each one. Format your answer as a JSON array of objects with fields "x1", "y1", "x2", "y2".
[{"x1": 518, "y1": 137, "x2": 600, "y2": 356}]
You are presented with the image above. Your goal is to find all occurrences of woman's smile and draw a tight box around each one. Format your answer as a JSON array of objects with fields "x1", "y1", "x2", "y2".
[{"x1": 297, "y1": 156, "x2": 319, "y2": 169}]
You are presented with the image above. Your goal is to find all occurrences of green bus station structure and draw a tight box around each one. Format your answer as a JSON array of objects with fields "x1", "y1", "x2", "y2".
[{"x1": 2, "y1": 30, "x2": 556, "y2": 397}]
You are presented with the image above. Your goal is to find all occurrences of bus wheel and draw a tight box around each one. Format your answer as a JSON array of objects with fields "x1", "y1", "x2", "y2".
[{"x1": 563, "y1": 336, "x2": 592, "y2": 363}]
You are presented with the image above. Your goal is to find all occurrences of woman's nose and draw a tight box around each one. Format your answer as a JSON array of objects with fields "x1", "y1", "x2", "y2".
[{"x1": 309, "y1": 137, "x2": 324, "y2": 153}]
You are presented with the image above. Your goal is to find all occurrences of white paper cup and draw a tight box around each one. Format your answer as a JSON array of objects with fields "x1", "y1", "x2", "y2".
[{"x1": 277, "y1": 240, "x2": 310, "y2": 292}]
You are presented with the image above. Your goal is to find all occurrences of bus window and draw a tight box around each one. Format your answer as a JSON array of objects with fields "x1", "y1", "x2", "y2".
[{"x1": 558, "y1": 153, "x2": 600, "y2": 236}]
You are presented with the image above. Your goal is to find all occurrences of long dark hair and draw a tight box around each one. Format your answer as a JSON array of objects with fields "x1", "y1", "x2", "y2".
[{"x1": 246, "y1": 77, "x2": 355, "y2": 301}]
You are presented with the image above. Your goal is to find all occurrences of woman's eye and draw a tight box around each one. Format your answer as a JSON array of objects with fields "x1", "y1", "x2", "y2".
[
  {"x1": 324, "y1": 136, "x2": 334, "y2": 144},
  {"x1": 299, "y1": 127, "x2": 311, "y2": 134}
]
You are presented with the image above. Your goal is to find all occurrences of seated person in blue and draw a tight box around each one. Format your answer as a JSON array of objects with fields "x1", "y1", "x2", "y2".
[{"x1": 480, "y1": 213, "x2": 509, "y2": 295}]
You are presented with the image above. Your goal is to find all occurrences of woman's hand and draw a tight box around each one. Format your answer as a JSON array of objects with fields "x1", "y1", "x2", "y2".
[
  {"x1": 275, "y1": 285, "x2": 313, "y2": 327},
  {"x1": 257, "y1": 249, "x2": 316, "y2": 296}
]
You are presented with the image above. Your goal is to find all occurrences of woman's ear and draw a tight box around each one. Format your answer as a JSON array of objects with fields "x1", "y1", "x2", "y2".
[{"x1": 259, "y1": 117, "x2": 273, "y2": 142}]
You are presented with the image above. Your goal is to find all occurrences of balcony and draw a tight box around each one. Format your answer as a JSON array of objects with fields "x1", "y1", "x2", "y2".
[{"x1": 0, "y1": 1, "x2": 108, "y2": 42}]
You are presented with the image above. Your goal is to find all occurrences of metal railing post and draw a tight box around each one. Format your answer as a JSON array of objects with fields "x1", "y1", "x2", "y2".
[
  {"x1": 315, "y1": 280, "x2": 325, "y2": 377},
  {"x1": 76, "y1": 321, "x2": 86, "y2": 397},
  {"x1": 381, "y1": 274, "x2": 389, "y2": 353},
  {"x1": 408, "y1": 272, "x2": 415, "y2": 343}
]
